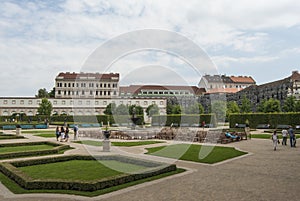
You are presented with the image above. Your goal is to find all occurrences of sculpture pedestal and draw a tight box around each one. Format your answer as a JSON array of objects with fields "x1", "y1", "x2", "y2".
[
  {"x1": 102, "y1": 139, "x2": 111, "y2": 152},
  {"x1": 16, "y1": 128, "x2": 22, "y2": 136}
]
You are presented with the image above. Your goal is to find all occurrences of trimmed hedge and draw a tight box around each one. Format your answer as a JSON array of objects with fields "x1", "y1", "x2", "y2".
[
  {"x1": 229, "y1": 113, "x2": 300, "y2": 129},
  {"x1": 152, "y1": 114, "x2": 217, "y2": 127},
  {"x1": 0, "y1": 134, "x2": 25, "y2": 140},
  {"x1": 0, "y1": 141, "x2": 70, "y2": 160},
  {"x1": 0, "y1": 155, "x2": 177, "y2": 192}
]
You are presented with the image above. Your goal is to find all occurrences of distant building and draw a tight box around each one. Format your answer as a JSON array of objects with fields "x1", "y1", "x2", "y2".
[
  {"x1": 55, "y1": 72, "x2": 120, "y2": 99},
  {"x1": 198, "y1": 74, "x2": 256, "y2": 94},
  {"x1": 227, "y1": 70, "x2": 300, "y2": 110},
  {"x1": 120, "y1": 85, "x2": 206, "y2": 98}
]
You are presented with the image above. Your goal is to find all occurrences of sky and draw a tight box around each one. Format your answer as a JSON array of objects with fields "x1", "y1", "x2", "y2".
[{"x1": 0, "y1": 0, "x2": 300, "y2": 97}]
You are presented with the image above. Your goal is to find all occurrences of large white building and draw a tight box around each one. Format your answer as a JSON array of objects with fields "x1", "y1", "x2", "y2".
[{"x1": 0, "y1": 72, "x2": 167, "y2": 117}]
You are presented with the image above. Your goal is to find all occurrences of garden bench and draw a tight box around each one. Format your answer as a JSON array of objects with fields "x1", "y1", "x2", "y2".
[
  {"x1": 235, "y1": 124, "x2": 246, "y2": 128},
  {"x1": 2, "y1": 125, "x2": 16, "y2": 130},
  {"x1": 21, "y1": 125, "x2": 34, "y2": 129},
  {"x1": 256, "y1": 124, "x2": 270, "y2": 129},
  {"x1": 35, "y1": 124, "x2": 48, "y2": 129},
  {"x1": 276, "y1": 124, "x2": 290, "y2": 129}
]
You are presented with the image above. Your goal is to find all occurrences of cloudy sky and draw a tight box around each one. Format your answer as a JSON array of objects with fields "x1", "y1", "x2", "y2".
[{"x1": 0, "y1": 0, "x2": 300, "y2": 96}]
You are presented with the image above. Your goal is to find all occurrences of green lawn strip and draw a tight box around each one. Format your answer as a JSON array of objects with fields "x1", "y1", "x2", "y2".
[
  {"x1": 18, "y1": 160, "x2": 131, "y2": 181},
  {"x1": 0, "y1": 144, "x2": 54, "y2": 154},
  {"x1": 146, "y1": 144, "x2": 247, "y2": 164},
  {"x1": 74, "y1": 140, "x2": 165, "y2": 147},
  {"x1": 0, "y1": 135, "x2": 25, "y2": 140},
  {"x1": 0, "y1": 168, "x2": 184, "y2": 197},
  {"x1": 22, "y1": 130, "x2": 54, "y2": 134},
  {"x1": 251, "y1": 134, "x2": 300, "y2": 139}
]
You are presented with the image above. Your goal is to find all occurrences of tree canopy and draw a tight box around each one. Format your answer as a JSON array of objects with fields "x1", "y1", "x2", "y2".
[
  {"x1": 37, "y1": 98, "x2": 53, "y2": 116},
  {"x1": 146, "y1": 104, "x2": 160, "y2": 117}
]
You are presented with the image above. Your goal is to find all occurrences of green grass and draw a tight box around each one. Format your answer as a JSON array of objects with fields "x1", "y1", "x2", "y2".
[
  {"x1": 21, "y1": 130, "x2": 54, "y2": 134},
  {"x1": 251, "y1": 134, "x2": 300, "y2": 139},
  {"x1": 0, "y1": 144, "x2": 55, "y2": 154},
  {"x1": 18, "y1": 160, "x2": 133, "y2": 181},
  {"x1": 74, "y1": 140, "x2": 165, "y2": 147},
  {"x1": 146, "y1": 144, "x2": 247, "y2": 164},
  {"x1": 0, "y1": 135, "x2": 25, "y2": 140},
  {"x1": 0, "y1": 165, "x2": 184, "y2": 197}
]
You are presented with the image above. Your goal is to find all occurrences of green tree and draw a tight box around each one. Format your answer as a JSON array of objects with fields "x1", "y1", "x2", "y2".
[
  {"x1": 226, "y1": 101, "x2": 240, "y2": 117},
  {"x1": 48, "y1": 88, "x2": 55, "y2": 98},
  {"x1": 185, "y1": 103, "x2": 204, "y2": 114},
  {"x1": 36, "y1": 88, "x2": 49, "y2": 98},
  {"x1": 263, "y1": 98, "x2": 281, "y2": 113},
  {"x1": 104, "y1": 103, "x2": 116, "y2": 115},
  {"x1": 256, "y1": 99, "x2": 266, "y2": 112},
  {"x1": 172, "y1": 105, "x2": 182, "y2": 114},
  {"x1": 240, "y1": 95, "x2": 252, "y2": 113},
  {"x1": 295, "y1": 100, "x2": 300, "y2": 112},
  {"x1": 129, "y1": 105, "x2": 144, "y2": 116},
  {"x1": 211, "y1": 100, "x2": 227, "y2": 121},
  {"x1": 146, "y1": 104, "x2": 160, "y2": 117},
  {"x1": 37, "y1": 98, "x2": 53, "y2": 116},
  {"x1": 283, "y1": 96, "x2": 296, "y2": 112},
  {"x1": 114, "y1": 104, "x2": 128, "y2": 115}
]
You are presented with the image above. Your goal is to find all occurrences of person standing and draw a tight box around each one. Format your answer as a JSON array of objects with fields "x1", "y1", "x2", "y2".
[
  {"x1": 281, "y1": 128, "x2": 288, "y2": 145},
  {"x1": 272, "y1": 131, "x2": 278, "y2": 151},
  {"x1": 64, "y1": 126, "x2": 69, "y2": 142},
  {"x1": 55, "y1": 126, "x2": 60, "y2": 141},
  {"x1": 60, "y1": 126, "x2": 65, "y2": 142},
  {"x1": 288, "y1": 126, "x2": 295, "y2": 147},
  {"x1": 73, "y1": 125, "x2": 78, "y2": 140}
]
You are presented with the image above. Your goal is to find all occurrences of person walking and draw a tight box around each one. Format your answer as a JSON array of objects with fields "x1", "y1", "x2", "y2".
[
  {"x1": 272, "y1": 131, "x2": 278, "y2": 151},
  {"x1": 281, "y1": 128, "x2": 288, "y2": 145},
  {"x1": 64, "y1": 126, "x2": 69, "y2": 142},
  {"x1": 60, "y1": 126, "x2": 65, "y2": 142},
  {"x1": 288, "y1": 126, "x2": 295, "y2": 147}
]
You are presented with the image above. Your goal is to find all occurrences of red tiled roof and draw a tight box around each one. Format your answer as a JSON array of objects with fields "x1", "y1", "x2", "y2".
[
  {"x1": 205, "y1": 88, "x2": 240, "y2": 94},
  {"x1": 56, "y1": 72, "x2": 119, "y2": 80},
  {"x1": 120, "y1": 85, "x2": 206, "y2": 95},
  {"x1": 230, "y1": 76, "x2": 256, "y2": 84}
]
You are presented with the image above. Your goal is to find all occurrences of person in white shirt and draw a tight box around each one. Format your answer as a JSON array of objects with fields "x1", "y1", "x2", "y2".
[
  {"x1": 272, "y1": 131, "x2": 278, "y2": 151},
  {"x1": 281, "y1": 129, "x2": 288, "y2": 145}
]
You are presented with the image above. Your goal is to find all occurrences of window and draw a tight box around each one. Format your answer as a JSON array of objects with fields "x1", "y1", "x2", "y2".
[
  {"x1": 113, "y1": 91, "x2": 117, "y2": 95},
  {"x1": 90, "y1": 91, "x2": 93, "y2": 95},
  {"x1": 20, "y1": 100, "x2": 24, "y2": 105},
  {"x1": 104, "y1": 83, "x2": 106, "y2": 88},
  {"x1": 100, "y1": 91, "x2": 102, "y2": 95},
  {"x1": 154, "y1": 91, "x2": 158, "y2": 94},
  {"x1": 3, "y1": 100, "x2": 7, "y2": 104},
  {"x1": 103, "y1": 101, "x2": 107, "y2": 105},
  {"x1": 64, "y1": 91, "x2": 67, "y2": 95},
  {"x1": 72, "y1": 83, "x2": 75, "y2": 87},
  {"x1": 37, "y1": 100, "x2": 41, "y2": 104},
  {"x1": 104, "y1": 91, "x2": 106, "y2": 95},
  {"x1": 144, "y1": 101, "x2": 148, "y2": 105},
  {"x1": 82, "y1": 90, "x2": 85, "y2": 95},
  {"x1": 108, "y1": 91, "x2": 110, "y2": 95},
  {"x1": 95, "y1": 101, "x2": 99, "y2": 105},
  {"x1": 152, "y1": 101, "x2": 155, "y2": 104},
  {"x1": 100, "y1": 83, "x2": 103, "y2": 88},
  {"x1": 96, "y1": 91, "x2": 98, "y2": 95},
  {"x1": 53, "y1": 101, "x2": 57, "y2": 105},
  {"x1": 58, "y1": 90, "x2": 61, "y2": 95},
  {"x1": 68, "y1": 83, "x2": 71, "y2": 87},
  {"x1": 64, "y1": 83, "x2": 67, "y2": 87},
  {"x1": 62, "y1": 100, "x2": 66, "y2": 105},
  {"x1": 160, "y1": 101, "x2": 163, "y2": 105},
  {"x1": 28, "y1": 100, "x2": 33, "y2": 105},
  {"x1": 108, "y1": 83, "x2": 110, "y2": 88},
  {"x1": 12, "y1": 100, "x2": 16, "y2": 104}
]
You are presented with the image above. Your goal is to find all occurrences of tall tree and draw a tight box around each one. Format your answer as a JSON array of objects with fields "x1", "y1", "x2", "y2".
[
  {"x1": 104, "y1": 103, "x2": 116, "y2": 115},
  {"x1": 226, "y1": 101, "x2": 240, "y2": 117},
  {"x1": 211, "y1": 100, "x2": 227, "y2": 121},
  {"x1": 146, "y1": 104, "x2": 160, "y2": 117},
  {"x1": 129, "y1": 105, "x2": 144, "y2": 116},
  {"x1": 37, "y1": 98, "x2": 53, "y2": 116},
  {"x1": 48, "y1": 88, "x2": 55, "y2": 98},
  {"x1": 240, "y1": 95, "x2": 252, "y2": 113},
  {"x1": 295, "y1": 100, "x2": 300, "y2": 112},
  {"x1": 283, "y1": 96, "x2": 296, "y2": 112},
  {"x1": 172, "y1": 105, "x2": 182, "y2": 114},
  {"x1": 185, "y1": 103, "x2": 204, "y2": 114},
  {"x1": 36, "y1": 88, "x2": 49, "y2": 98},
  {"x1": 114, "y1": 104, "x2": 128, "y2": 115},
  {"x1": 256, "y1": 99, "x2": 266, "y2": 112},
  {"x1": 263, "y1": 98, "x2": 281, "y2": 113}
]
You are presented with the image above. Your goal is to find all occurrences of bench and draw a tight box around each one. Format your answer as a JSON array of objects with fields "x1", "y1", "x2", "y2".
[
  {"x1": 35, "y1": 124, "x2": 48, "y2": 129},
  {"x1": 235, "y1": 124, "x2": 246, "y2": 128},
  {"x1": 256, "y1": 124, "x2": 270, "y2": 129},
  {"x1": 276, "y1": 125, "x2": 290, "y2": 129},
  {"x1": 21, "y1": 125, "x2": 34, "y2": 129},
  {"x1": 2, "y1": 125, "x2": 16, "y2": 130}
]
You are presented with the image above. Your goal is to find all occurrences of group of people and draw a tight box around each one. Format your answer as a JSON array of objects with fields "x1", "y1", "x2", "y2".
[
  {"x1": 55, "y1": 126, "x2": 70, "y2": 142},
  {"x1": 55, "y1": 124, "x2": 79, "y2": 142},
  {"x1": 272, "y1": 126, "x2": 296, "y2": 151}
]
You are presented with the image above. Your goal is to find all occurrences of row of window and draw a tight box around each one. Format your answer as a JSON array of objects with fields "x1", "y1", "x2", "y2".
[
  {"x1": 140, "y1": 91, "x2": 191, "y2": 95},
  {"x1": 210, "y1": 84, "x2": 250, "y2": 89},
  {"x1": 57, "y1": 90, "x2": 118, "y2": 96},
  {"x1": 2, "y1": 100, "x2": 39, "y2": 105},
  {"x1": 52, "y1": 100, "x2": 164, "y2": 106},
  {"x1": 56, "y1": 82, "x2": 118, "y2": 88}
]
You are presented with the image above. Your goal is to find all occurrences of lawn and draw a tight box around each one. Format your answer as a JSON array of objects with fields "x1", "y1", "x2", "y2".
[
  {"x1": 0, "y1": 168, "x2": 184, "y2": 197},
  {"x1": 34, "y1": 133, "x2": 59, "y2": 138},
  {"x1": 146, "y1": 144, "x2": 247, "y2": 164},
  {"x1": 251, "y1": 134, "x2": 300, "y2": 139},
  {"x1": 74, "y1": 140, "x2": 165, "y2": 147},
  {"x1": 0, "y1": 144, "x2": 54, "y2": 154},
  {"x1": 22, "y1": 130, "x2": 55, "y2": 134},
  {"x1": 0, "y1": 134, "x2": 25, "y2": 140}
]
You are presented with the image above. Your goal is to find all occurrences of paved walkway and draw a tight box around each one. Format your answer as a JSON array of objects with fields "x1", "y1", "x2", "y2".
[{"x1": 0, "y1": 130, "x2": 300, "y2": 201}]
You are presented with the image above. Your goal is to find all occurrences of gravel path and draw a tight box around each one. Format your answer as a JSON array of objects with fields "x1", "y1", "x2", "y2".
[{"x1": 0, "y1": 131, "x2": 299, "y2": 201}]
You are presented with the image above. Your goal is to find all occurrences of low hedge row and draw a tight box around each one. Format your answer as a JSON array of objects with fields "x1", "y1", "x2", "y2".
[
  {"x1": 0, "y1": 141, "x2": 70, "y2": 160},
  {"x1": 0, "y1": 134, "x2": 25, "y2": 140},
  {"x1": 229, "y1": 113, "x2": 300, "y2": 129},
  {"x1": 0, "y1": 155, "x2": 177, "y2": 192},
  {"x1": 152, "y1": 114, "x2": 217, "y2": 127}
]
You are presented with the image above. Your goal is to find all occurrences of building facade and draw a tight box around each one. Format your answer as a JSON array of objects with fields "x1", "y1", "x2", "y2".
[
  {"x1": 0, "y1": 97, "x2": 167, "y2": 116},
  {"x1": 55, "y1": 72, "x2": 120, "y2": 99},
  {"x1": 198, "y1": 74, "x2": 256, "y2": 94}
]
